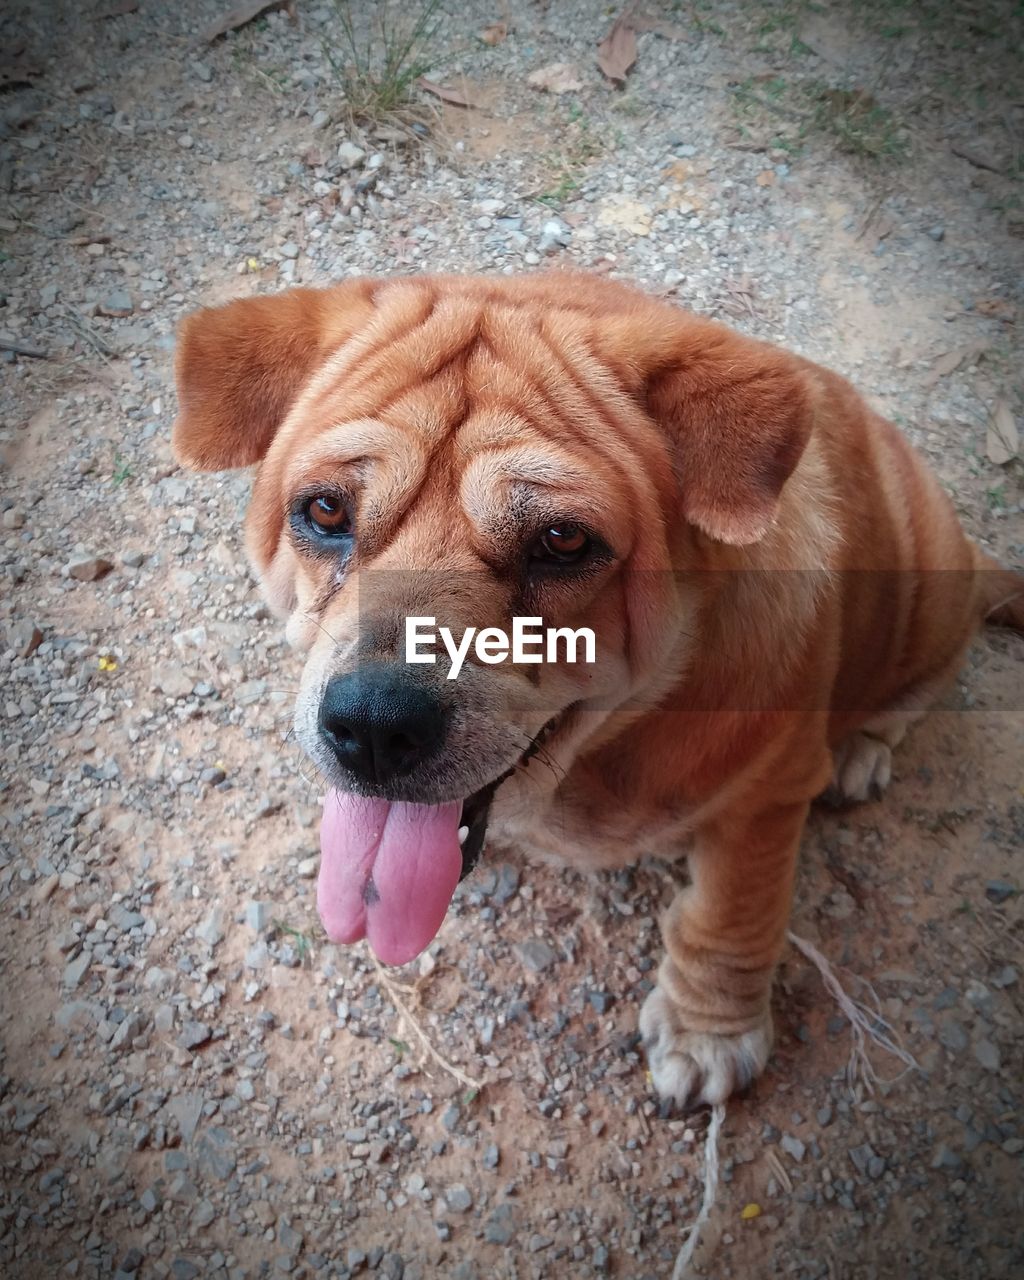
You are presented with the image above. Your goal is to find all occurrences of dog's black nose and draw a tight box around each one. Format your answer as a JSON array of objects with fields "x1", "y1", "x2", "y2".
[{"x1": 318, "y1": 667, "x2": 447, "y2": 786}]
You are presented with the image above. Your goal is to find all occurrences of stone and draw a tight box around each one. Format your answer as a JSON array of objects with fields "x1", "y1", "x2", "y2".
[
  {"x1": 110, "y1": 1014, "x2": 143, "y2": 1053},
  {"x1": 445, "y1": 1184, "x2": 473, "y2": 1213},
  {"x1": 235, "y1": 679, "x2": 267, "y2": 706},
  {"x1": 197, "y1": 906, "x2": 224, "y2": 947},
  {"x1": 246, "y1": 901, "x2": 272, "y2": 931},
  {"x1": 587, "y1": 989, "x2": 614, "y2": 1015},
  {"x1": 109, "y1": 904, "x2": 145, "y2": 932},
  {"x1": 196, "y1": 1126, "x2": 236, "y2": 1180},
  {"x1": 98, "y1": 290, "x2": 133, "y2": 317},
  {"x1": 973, "y1": 1038, "x2": 1001, "y2": 1071},
  {"x1": 278, "y1": 1221, "x2": 303, "y2": 1252},
  {"x1": 985, "y1": 880, "x2": 1016, "y2": 904},
  {"x1": 169, "y1": 1091, "x2": 205, "y2": 1145},
  {"x1": 177, "y1": 1021, "x2": 212, "y2": 1050},
  {"x1": 849, "y1": 1143, "x2": 876, "y2": 1176},
  {"x1": 62, "y1": 952, "x2": 91, "y2": 989},
  {"x1": 337, "y1": 141, "x2": 366, "y2": 169},
  {"x1": 68, "y1": 556, "x2": 114, "y2": 582},
  {"x1": 780, "y1": 1134, "x2": 806, "y2": 1162},
  {"x1": 484, "y1": 1203, "x2": 515, "y2": 1244},
  {"x1": 491, "y1": 864, "x2": 519, "y2": 903},
  {"x1": 6, "y1": 619, "x2": 43, "y2": 657},
  {"x1": 517, "y1": 939, "x2": 557, "y2": 972},
  {"x1": 152, "y1": 664, "x2": 194, "y2": 699},
  {"x1": 192, "y1": 1199, "x2": 216, "y2": 1228}
]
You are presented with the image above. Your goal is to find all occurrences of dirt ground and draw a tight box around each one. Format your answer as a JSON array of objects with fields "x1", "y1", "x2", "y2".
[{"x1": 1, "y1": 2, "x2": 1022, "y2": 1279}]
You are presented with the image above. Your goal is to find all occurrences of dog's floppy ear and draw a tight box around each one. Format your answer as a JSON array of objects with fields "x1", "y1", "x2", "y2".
[
  {"x1": 645, "y1": 323, "x2": 817, "y2": 545},
  {"x1": 172, "y1": 283, "x2": 375, "y2": 471},
  {"x1": 599, "y1": 310, "x2": 817, "y2": 546}
]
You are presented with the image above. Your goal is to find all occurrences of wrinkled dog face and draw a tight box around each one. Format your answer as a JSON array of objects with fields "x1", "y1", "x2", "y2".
[
  {"x1": 247, "y1": 286, "x2": 686, "y2": 812},
  {"x1": 173, "y1": 273, "x2": 817, "y2": 857}
]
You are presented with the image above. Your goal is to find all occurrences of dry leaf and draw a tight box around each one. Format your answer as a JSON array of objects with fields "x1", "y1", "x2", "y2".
[
  {"x1": 417, "y1": 78, "x2": 477, "y2": 108},
  {"x1": 596, "y1": 195, "x2": 652, "y2": 236},
  {"x1": 987, "y1": 398, "x2": 1019, "y2": 466},
  {"x1": 974, "y1": 297, "x2": 1017, "y2": 322},
  {"x1": 203, "y1": 0, "x2": 294, "y2": 44},
  {"x1": 597, "y1": 12, "x2": 638, "y2": 86},
  {"x1": 479, "y1": 21, "x2": 508, "y2": 46},
  {"x1": 923, "y1": 342, "x2": 990, "y2": 389},
  {"x1": 755, "y1": 169, "x2": 776, "y2": 187},
  {"x1": 527, "y1": 62, "x2": 584, "y2": 95}
]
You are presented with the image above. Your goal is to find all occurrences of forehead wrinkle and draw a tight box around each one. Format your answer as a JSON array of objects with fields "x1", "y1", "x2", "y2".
[
  {"x1": 534, "y1": 313, "x2": 674, "y2": 521},
  {"x1": 387, "y1": 363, "x2": 470, "y2": 446},
  {"x1": 313, "y1": 295, "x2": 482, "y2": 426},
  {"x1": 298, "y1": 284, "x2": 438, "y2": 418},
  {"x1": 459, "y1": 445, "x2": 626, "y2": 545},
  {"x1": 475, "y1": 313, "x2": 661, "y2": 525},
  {"x1": 284, "y1": 419, "x2": 421, "y2": 482}
]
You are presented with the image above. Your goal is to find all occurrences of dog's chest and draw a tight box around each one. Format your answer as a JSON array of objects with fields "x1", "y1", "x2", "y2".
[{"x1": 487, "y1": 776, "x2": 696, "y2": 871}]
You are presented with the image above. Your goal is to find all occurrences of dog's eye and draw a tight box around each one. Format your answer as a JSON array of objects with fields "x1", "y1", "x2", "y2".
[
  {"x1": 305, "y1": 494, "x2": 352, "y2": 537},
  {"x1": 531, "y1": 523, "x2": 591, "y2": 564}
]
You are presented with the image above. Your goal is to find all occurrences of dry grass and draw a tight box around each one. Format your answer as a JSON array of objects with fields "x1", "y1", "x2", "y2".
[{"x1": 323, "y1": 0, "x2": 443, "y2": 131}]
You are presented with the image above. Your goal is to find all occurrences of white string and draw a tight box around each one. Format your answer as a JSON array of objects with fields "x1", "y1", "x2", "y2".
[
  {"x1": 671, "y1": 1103, "x2": 724, "y2": 1279},
  {"x1": 669, "y1": 931, "x2": 919, "y2": 1276},
  {"x1": 786, "y1": 930, "x2": 919, "y2": 1095}
]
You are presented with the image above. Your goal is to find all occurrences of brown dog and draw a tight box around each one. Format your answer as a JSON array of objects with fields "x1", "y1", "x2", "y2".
[{"x1": 172, "y1": 273, "x2": 1023, "y2": 1108}]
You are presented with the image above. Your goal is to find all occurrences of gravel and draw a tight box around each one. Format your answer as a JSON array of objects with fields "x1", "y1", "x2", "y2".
[{"x1": 1, "y1": 2, "x2": 1021, "y2": 1279}]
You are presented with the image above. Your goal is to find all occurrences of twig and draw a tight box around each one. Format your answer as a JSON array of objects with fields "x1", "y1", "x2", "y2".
[
  {"x1": 0, "y1": 336, "x2": 50, "y2": 359},
  {"x1": 370, "y1": 953, "x2": 484, "y2": 1092},
  {"x1": 950, "y1": 143, "x2": 1007, "y2": 174},
  {"x1": 766, "y1": 1147, "x2": 792, "y2": 1193},
  {"x1": 61, "y1": 305, "x2": 115, "y2": 361}
]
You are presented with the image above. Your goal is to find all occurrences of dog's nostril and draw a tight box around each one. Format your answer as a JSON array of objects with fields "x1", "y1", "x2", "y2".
[{"x1": 318, "y1": 667, "x2": 446, "y2": 786}]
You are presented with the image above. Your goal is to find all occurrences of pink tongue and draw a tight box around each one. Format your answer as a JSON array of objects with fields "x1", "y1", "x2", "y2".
[{"x1": 317, "y1": 790, "x2": 463, "y2": 966}]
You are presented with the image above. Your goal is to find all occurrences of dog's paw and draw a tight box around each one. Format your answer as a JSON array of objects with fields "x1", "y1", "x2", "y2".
[
  {"x1": 823, "y1": 732, "x2": 893, "y2": 806},
  {"x1": 639, "y1": 984, "x2": 773, "y2": 1109}
]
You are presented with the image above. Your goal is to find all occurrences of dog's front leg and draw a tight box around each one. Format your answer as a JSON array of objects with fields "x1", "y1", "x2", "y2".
[{"x1": 640, "y1": 787, "x2": 817, "y2": 1109}]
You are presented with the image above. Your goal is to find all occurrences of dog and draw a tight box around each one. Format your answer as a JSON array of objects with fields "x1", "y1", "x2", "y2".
[{"x1": 172, "y1": 272, "x2": 1023, "y2": 1109}]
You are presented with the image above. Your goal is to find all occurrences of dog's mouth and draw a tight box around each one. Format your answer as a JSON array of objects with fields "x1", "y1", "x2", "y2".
[
  {"x1": 316, "y1": 713, "x2": 565, "y2": 966},
  {"x1": 455, "y1": 712, "x2": 562, "y2": 882}
]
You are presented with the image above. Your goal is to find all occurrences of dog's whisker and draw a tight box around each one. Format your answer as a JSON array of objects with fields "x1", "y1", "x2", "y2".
[{"x1": 303, "y1": 612, "x2": 344, "y2": 649}]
